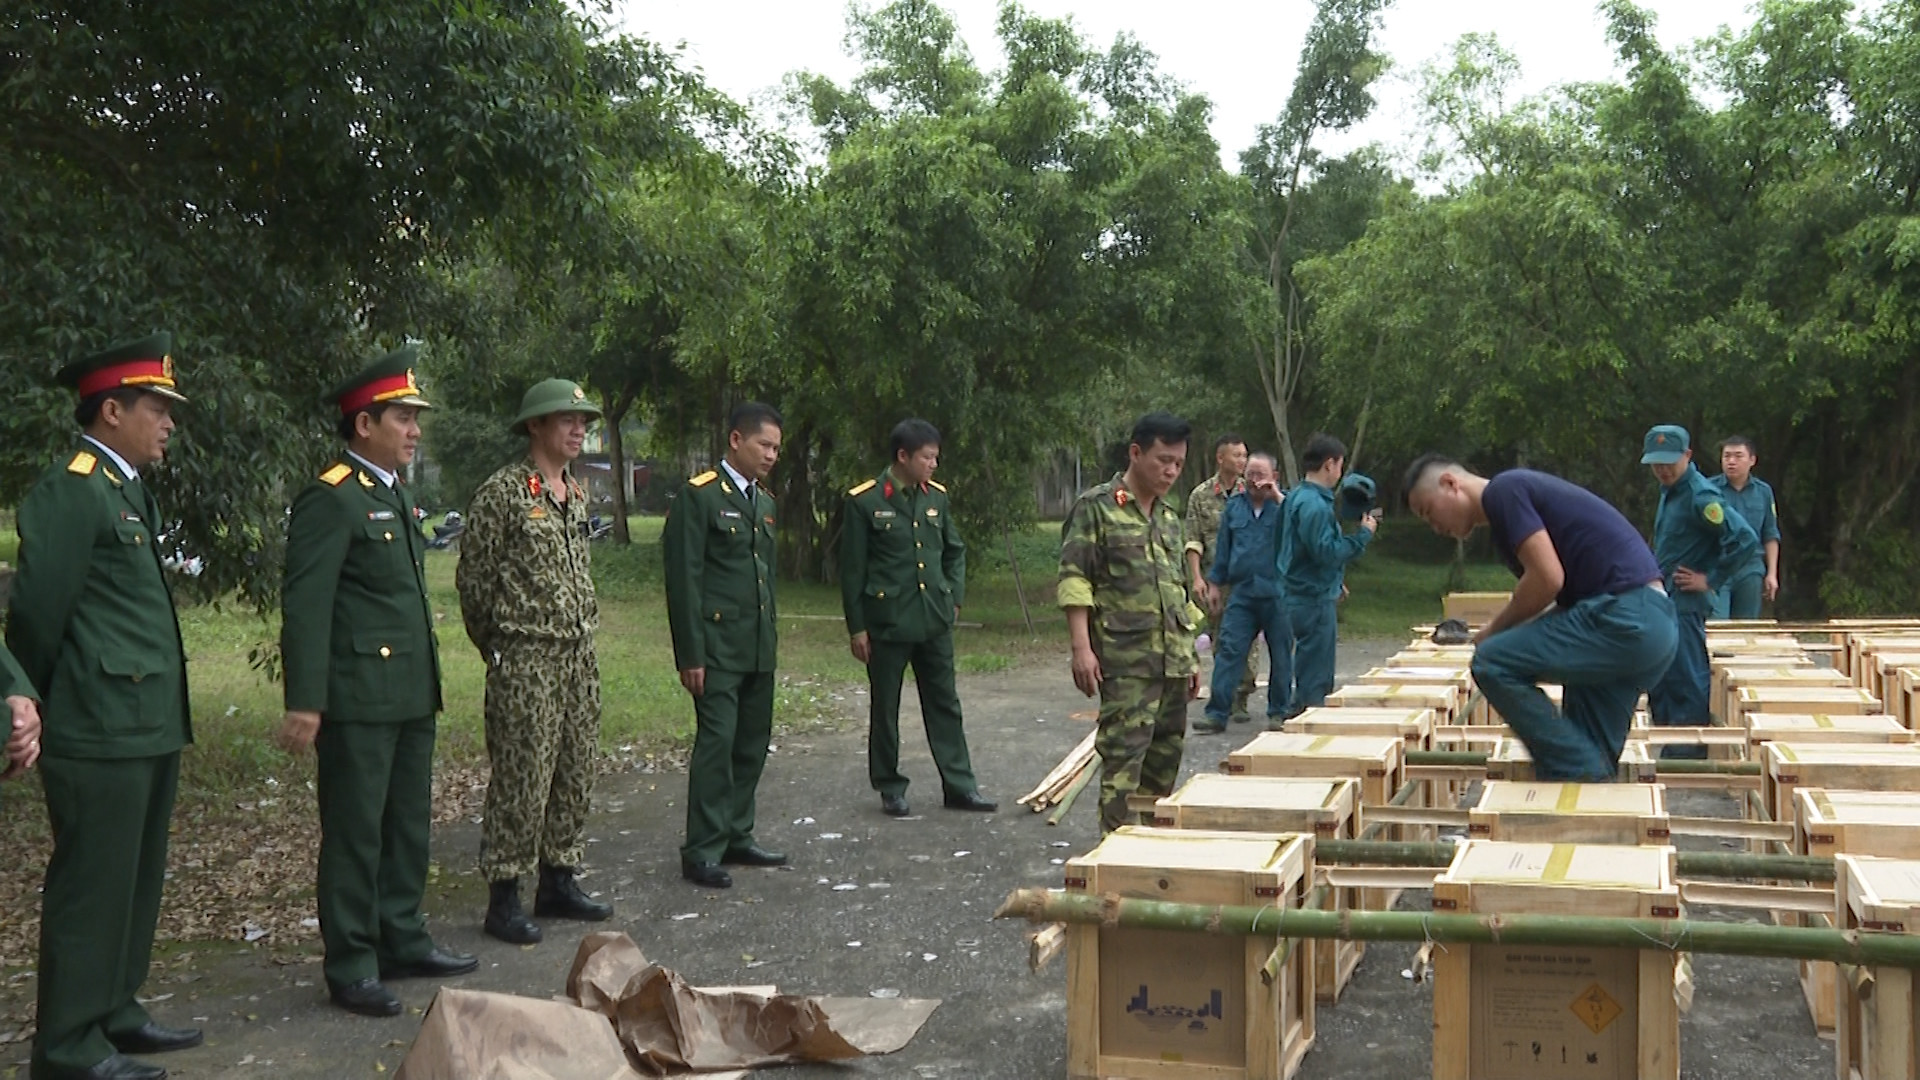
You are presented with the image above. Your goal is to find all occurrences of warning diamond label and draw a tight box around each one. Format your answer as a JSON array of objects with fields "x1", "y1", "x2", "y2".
[{"x1": 1570, "y1": 982, "x2": 1624, "y2": 1035}]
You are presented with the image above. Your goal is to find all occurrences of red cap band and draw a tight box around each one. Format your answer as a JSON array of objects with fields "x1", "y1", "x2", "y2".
[
  {"x1": 338, "y1": 371, "x2": 419, "y2": 414},
  {"x1": 77, "y1": 358, "x2": 173, "y2": 398}
]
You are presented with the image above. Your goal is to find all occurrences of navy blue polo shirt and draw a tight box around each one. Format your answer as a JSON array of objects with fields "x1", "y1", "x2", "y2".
[{"x1": 1482, "y1": 470, "x2": 1661, "y2": 609}]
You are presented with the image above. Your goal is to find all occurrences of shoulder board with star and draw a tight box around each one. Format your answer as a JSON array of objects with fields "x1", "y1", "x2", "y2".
[
  {"x1": 66, "y1": 450, "x2": 98, "y2": 476},
  {"x1": 928, "y1": 479, "x2": 947, "y2": 493},
  {"x1": 689, "y1": 470, "x2": 717, "y2": 488},
  {"x1": 848, "y1": 479, "x2": 876, "y2": 497},
  {"x1": 320, "y1": 463, "x2": 353, "y2": 486}
]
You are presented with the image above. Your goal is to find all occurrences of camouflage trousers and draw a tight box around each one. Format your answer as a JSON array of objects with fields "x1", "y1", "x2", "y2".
[
  {"x1": 479, "y1": 635, "x2": 601, "y2": 881},
  {"x1": 1095, "y1": 676, "x2": 1190, "y2": 833}
]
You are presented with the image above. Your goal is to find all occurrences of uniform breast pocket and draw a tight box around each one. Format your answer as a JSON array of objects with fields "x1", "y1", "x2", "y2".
[
  {"x1": 112, "y1": 520, "x2": 150, "y2": 550},
  {"x1": 712, "y1": 511, "x2": 750, "y2": 550},
  {"x1": 95, "y1": 654, "x2": 172, "y2": 736},
  {"x1": 346, "y1": 630, "x2": 413, "y2": 710},
  {"x1": 1104, "y1": 538, "x2": 1150, "y2": 580},
  {"x1": 1098, "y1": 609, "x2": 1158, "y2": 657},
  {"x1": 360, "y1": 519, "x2": 411, "y2": 575}
]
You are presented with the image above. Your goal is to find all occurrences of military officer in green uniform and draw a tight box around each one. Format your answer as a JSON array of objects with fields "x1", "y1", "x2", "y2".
[
  {"x1": 457, "y1": 378, "x2": 613, "y2": 944},
  {"x1": 278, "y1": 347, "x2": 476, "y2": 1017},
  {"x1": 1059, "y1": 412, "x2": 1204, "y2": 834},
  {"x1": 664, "y1": 402, "x2": 787, "y2": 888},
  {"x1": 839, "y1": 419, "x2": 995, "y2": 818},
  {"x1": 9, "y1": 334, "x2": 200, "y2": 1080},
  {"x1": 1184, "y1": 434, "x2": 1255, "y2": 722}
]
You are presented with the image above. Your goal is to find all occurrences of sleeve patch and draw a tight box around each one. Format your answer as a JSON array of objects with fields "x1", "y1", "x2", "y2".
[
  {"x1": 689, "y1": 470, "x2": 717, "y2": 488},
  {"x1": 320, "y1": 463, "x2": 352, "y2": 486},
  {"x1": 1702, "y1": 501, "x2": 1725, "y2": 526},
  {"x1": 66, "y1": 451, "x2": 98, "y2": 475},
  {"x1": 848, "y1": 479, "x2": 876, "y2": 497}
]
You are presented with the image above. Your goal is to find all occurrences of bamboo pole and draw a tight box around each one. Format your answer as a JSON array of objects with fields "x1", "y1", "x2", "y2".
[
  {"x1": 1312, "y1": 839, "x2": 1838, "y2": 883},
  {"x1": 1047, "y1": 764, "x2": 1095, "y2": 825},
  {"x1": 993, "y1": 889, "x2": 1920, "y2": 969}
]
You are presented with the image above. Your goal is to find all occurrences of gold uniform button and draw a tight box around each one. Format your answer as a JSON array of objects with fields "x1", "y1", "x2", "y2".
[
  {"x1": 919, "y1": 583, "x2": 927, "y2": 591},
  {"x1": 917, "y1": 561, "x2": 925, "y2": 569},
  {"x1": 384, "y1": 531, "x2": 394, "y2": 541},
  {"x1": 379, "y1": 646, "x2": 392, "y2": 658},
  {"x1": 877, "y1": 591, "x2": 886, "y2": 599}
]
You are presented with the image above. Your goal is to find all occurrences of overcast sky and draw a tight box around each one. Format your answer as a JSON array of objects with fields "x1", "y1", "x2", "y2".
[{"x1": 613, "y1": 0, "x2": 1780, "y2": 167}]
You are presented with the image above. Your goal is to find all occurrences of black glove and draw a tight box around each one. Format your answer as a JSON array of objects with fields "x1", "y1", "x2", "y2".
[{"x1": 1431, "y1": 618, "x2": 1472, "y2": 645}]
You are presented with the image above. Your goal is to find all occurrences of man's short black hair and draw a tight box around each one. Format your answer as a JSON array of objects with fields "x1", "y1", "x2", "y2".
[
  {"x1": 1301, "y1": 433, "x2": 1347, "y2": 472},
  {"x1": 74, "y1": 387, "x2": 148, "y2": 429},
  {"x1": 1130, "y1": 411, "x2": 1192, "y2": 452},
  {"x1": 1247, "y1": 451, "x2": 1278, "y2": 471},
  {"x1": 728, "y1": 401, "x2": 783, "y2": 436},
  {"x1": 1720, "y1": 435, "x2": 1757, "y2": 454},
  {"x1": 337, "y1": 401, "x2": 396, "y2": 443},
  {"x1": 1214, "y1": 432, "x2": 1246, "y2": 454},
  {"x1": 889, "y1": 418, "x2": 941, "y2": 460},
  {"x1": 1401, "y1": 452, "x2": 1463, "y2": 506}
]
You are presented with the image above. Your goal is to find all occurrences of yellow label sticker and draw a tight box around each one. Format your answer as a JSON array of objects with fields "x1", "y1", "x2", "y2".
[
  {"x1": 1556, "y1": 785, "x2": 1583, "y2": 813},
  {"x1": 1571, "y1": 982, "x2": 1624, "y2": 1035}
]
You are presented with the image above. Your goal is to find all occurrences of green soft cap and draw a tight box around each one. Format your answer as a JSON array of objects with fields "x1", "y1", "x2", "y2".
[
  {"x1": 511, "y1": 378, "x2": 601, "y2": 436},
  {"x1": 56, "y1": 332, "x2": 188, "y2": 403},
  {"x1": 1640, "y1": 424, "x2": 1690, "y2": 465},
  {"x1": 327, "y1": 343, "x2": 433, "y2": 414}
]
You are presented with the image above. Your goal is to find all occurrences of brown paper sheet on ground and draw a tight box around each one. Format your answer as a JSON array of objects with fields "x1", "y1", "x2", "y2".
[
  {"x1": 394, "y1": 988, "x2": 644, "y2": 1080},
  {"x1": 566, "y1": 931, "x2": 941, "y2": 1074}
]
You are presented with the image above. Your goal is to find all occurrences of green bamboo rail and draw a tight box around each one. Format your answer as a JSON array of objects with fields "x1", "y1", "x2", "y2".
[
  {"x1": 995, "y1": 889, "x2": 1920, "y2": 968},
  {"x1": 1313, "y1": 838, "x2": 1836, "y2": 882}
]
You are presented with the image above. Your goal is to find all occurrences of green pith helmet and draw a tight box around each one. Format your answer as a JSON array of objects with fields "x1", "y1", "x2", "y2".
[
  {"x1": 57, "y1": 332, "x2": 188, "y2": 403},
  {"x1": 327, "y1": 343, "x2": 433, "y2": 415},
  {"x1": 511, "y1": 378, "x2": 601, "y2": 436}
]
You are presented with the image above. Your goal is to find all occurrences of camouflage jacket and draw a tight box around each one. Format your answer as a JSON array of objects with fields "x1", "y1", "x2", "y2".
[
  {"x1": 1058, "y1": 472, "x2": 1201, "y2": 680},
  {"x1": 457, "y1": 458, "x2": 597, "y2": 653},
  {"x1": 1183, "y1": 471, "x2": 1245, "y2": 572}
]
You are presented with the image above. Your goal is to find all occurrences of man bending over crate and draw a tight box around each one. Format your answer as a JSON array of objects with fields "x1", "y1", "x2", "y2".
[
  {"x1": 1059, "y1": 412, "x2": 1205, "y2": 832},
  {"x1": 1402, "y1": 455, "x2": 1680, "y2": 781}
]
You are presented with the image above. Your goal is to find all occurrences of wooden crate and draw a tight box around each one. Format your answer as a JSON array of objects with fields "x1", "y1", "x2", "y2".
[
  {"x1": 1712, "y1": 656, "x2": 1817, "y2": 726},
  {"x1": 1763, "y1": 743, "x2": 1920, "y2": 827},
  {"x1": 1903, "y1": 668, "x2": 1920, "y2": 732},
  {"x1": 1796, "y1": 789, "x2": 1920, "y2": 1041},
  {"x1": 1324, "y1": 683, "x2": 1463, "y2": 728},
  {"x1": 1836, "y1": 855, "x2": 1920, "y2": 1080},
  {"x1": 1226, "y1": 733, "x2": 1405, "y2": 808},
  {"x1": 1153, "y1": 777, "x2": 1364, "y2": 1005},
  {"x1": 1722, "y1": 667, "x2": 1852, "y2": 726},
  {"x1": 1846, "y1": 634, "x2": 1920, "y2": 684},
  {"x1": 1391, "y1": 645, "x2": 1478, "y2": 665},
  {"x1": 1443, "y1": 591, "x2": 1510, "y2": 626},
  {"x1": 1860, "y1": 651, "x2": 1920, "y2": 707},
  {"x1": 1468, "y1": 781, "x2": 1670, "y2": 846},
  {"x1": 1065, "y1": 828, "x2": 1314, "y2": 1080},
  {"x1": 1747, "y1": 714, "x2": 1912, "y2": 759},
  {"x1": 1432, "y1": 841, "x2": 1681, "y2": 1080},
  {"x1": 1736, "y1": 686, "x2": 1884, "y2": 730},
  {"x1": 1288, "y1": 706, "x2": 1436, "y2": 755},
  {"x1": 1483, "y1": 683, "x2": 1566, "y2": 728},
  {"x1": 1485, "y1": 736, "x2": 1655, "y2": 784},
  {"x1": 1352, "y1": 665, "x2": 1472, "y2": 691}
]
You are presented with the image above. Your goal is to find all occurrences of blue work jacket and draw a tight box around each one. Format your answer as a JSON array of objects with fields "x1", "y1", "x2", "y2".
[
  {"x1": 1278, "y1": 480, "x2": 1371, "y2": 604},
  {"x1": 1205, "y1": 492, "x2": 1285, "y2": 599},
  {"x1": 1707, "y1": 474, "x2": 1780, "y2": 581},
  {"x1": 1654, "y1": 465, "x2": 1760, "y2": 615}
]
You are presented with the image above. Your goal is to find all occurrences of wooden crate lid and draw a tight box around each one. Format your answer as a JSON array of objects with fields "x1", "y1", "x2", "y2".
[
  {"x1": 1354, "y1": 665, "x2": 1471, "y2": 683},
  {"x1": 1764, "y1": 741, "x2": 1920, "y2": 766},
  {"x1": 1712, "y1": 656, "x2": 1816, "y2": 672},
  {"x1": 1160, "y1": 774, "x2": 1357, "y2": 813},
  {"x1": 1490, "y1": 737, "x2": 1651, "y2": 766},
  {"x1": 1797, "y1": 788, "x2": 1920, "y2": 827},
  {"x1": 1747, "y1": 713, "x2": 1908, "y2": 735},
  {"x1": 1867, "y1": 651, "x2": 1920, "y2": 669},
  {"x1": 1849, "y1": 633, "x2": 1920, "y2": 648},
  {"x1": 1840, "y1": 855, "x2": 1920, "y2": 930},
  {"x1": 1324, "y1": 683, "x2": 1458, "y2": 706},
  {"x1": 1475, "y1": 780, "x2": 1662, "y2": 817},
  {"x1": 1232, "y1": 732, "x2": 1403, "y2": 762},
  {"x1": 1442, "y1": 840, "x2": 1673, "y2": 891},
  {"x1": 1738, "y1": 686, "x2": 1882, "y2": 706},
  {"x1": 1724, "y1": 668, "x2": 1851, "y2": 684},
  {"x1": 1073, "y1": 826, "x2": 1309, "y2": 874},
  {"x1": 1289, "y1": 706, "x2": 1434, "y2": 727},
  {"x1": 1392, "y1": 645, "x2": 1476, "y2": 658}
]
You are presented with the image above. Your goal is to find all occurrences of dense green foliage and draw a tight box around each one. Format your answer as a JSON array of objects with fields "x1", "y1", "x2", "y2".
[{"x1": 8, "y1": 0, "x2": 1920, "y2": 612}]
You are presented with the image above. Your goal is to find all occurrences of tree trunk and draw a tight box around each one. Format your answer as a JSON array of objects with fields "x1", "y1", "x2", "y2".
[{"x1": 601, "y1": 388, "x2": 634, "y2": 545}]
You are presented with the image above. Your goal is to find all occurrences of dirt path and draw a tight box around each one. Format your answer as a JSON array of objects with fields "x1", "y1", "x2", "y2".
[{"x1": 2, "y1": 638, "x2": 1833, "y2": 1078}]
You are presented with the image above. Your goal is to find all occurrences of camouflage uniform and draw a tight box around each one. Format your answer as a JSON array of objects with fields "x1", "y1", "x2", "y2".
[
  {"x1": 1184, "y1": 472, "x2": 1256, "y2": 720},
  {"x1": 1060, "y1": 472, "x2": 1202, "y2": 833},
  {"x1": 456, "y1": 459, "x2": 600, "y2": 881}
]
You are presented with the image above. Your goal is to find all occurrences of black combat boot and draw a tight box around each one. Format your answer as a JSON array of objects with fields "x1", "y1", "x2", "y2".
[
  {"x1": 535, "y1": 864, "x2": 614, "y2": 921},
  {"x1": 484, "y1": 878, "x2": 543, "y2": 944}
]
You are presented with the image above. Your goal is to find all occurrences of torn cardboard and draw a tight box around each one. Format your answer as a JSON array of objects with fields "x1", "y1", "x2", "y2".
[{"x1": 397, "y1": 931, "x2": 939, "y2": 1079}]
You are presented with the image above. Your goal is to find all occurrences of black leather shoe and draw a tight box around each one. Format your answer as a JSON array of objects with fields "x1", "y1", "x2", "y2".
[
  {"x1": 108, "y1": 1022, "x2": 202, "y2": 1055},
  {"x1": 681, "y1": 859, "x2": 732, "y2": 888},
  {"x1": 881, "y1": 793, "x2": 910, "y2": 817},
  {"x1": 484, "y1": 878, "x2": 543, "y2": 945},
  {"x1": 379, "y1": 947, "x2": 478, "y2": 980},
  {"x1": 535, "y1": 864, "x2": 614, "y2": 921},
  {"x1": 944, "y1": 790, "x2": 999, "y2": 812},
  {"x1": 329, "y1": 977, "x2": 402, "y2": 1017},
  {"x1": 61, "y1": 1054, "x2": 167, "y2": 1079},
  {"x1": 721, "y1": 844, "x2": 788, "y2": 867}
]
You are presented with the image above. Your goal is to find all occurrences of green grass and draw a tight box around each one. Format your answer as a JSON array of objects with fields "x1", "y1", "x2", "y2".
[{"x1": 1340, "y1": 518, "x2": 1514, "y2": 637}]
